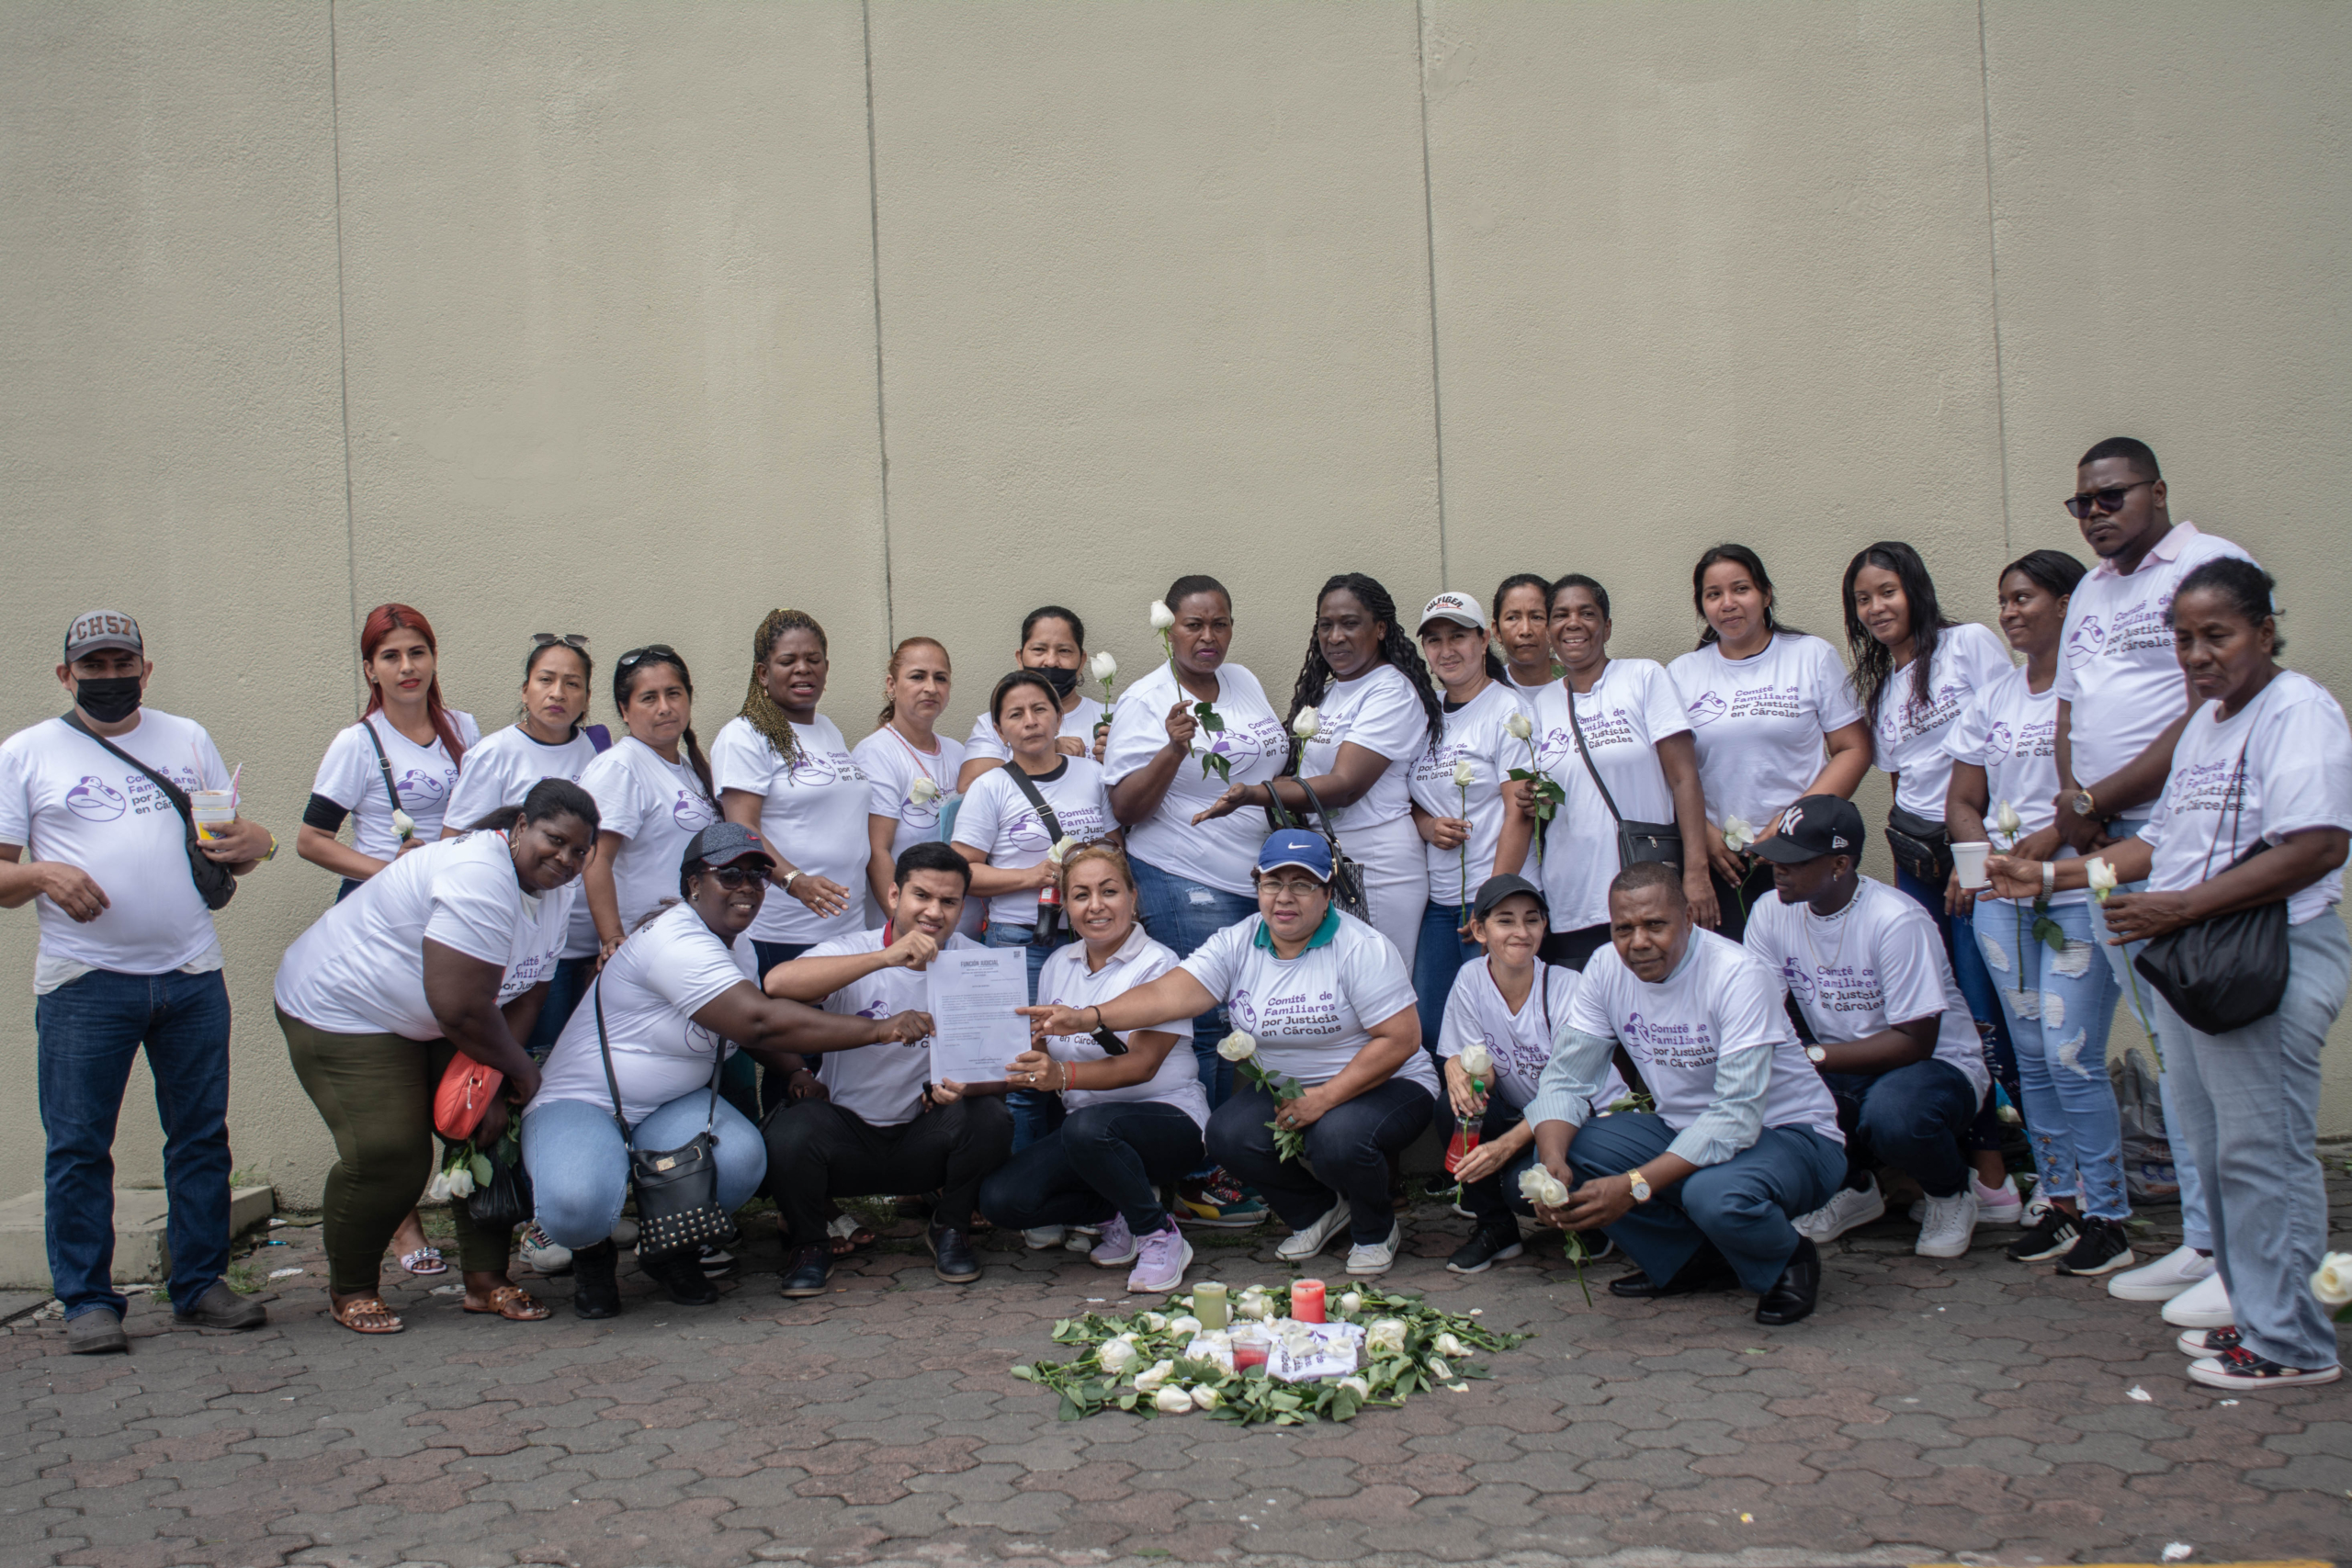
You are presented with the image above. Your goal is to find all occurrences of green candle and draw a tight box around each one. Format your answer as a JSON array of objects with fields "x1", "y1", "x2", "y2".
[{"x1": 1193, "y1": 1281, "x2": 1228, "y2": 1329}]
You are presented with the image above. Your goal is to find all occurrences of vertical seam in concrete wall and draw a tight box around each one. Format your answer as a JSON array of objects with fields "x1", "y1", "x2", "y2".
[
  {"x1": 862, "y1": 0, "x2": 896, "y2": 655},
  {"x1": 1976, "y1": 0, "x2": 2014, "y2": 558},
  {"x1": 1413, "y1": 0, "x2": 1450, "y2": 586},
  {"x1": 328, "y1": 0, "x2": 362, "y2": 695}
]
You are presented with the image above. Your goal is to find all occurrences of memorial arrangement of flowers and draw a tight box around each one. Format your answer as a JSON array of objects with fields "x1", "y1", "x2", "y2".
[{"x1": 1011, "y1": 1282, "x2": 1529, "y2": 1425}]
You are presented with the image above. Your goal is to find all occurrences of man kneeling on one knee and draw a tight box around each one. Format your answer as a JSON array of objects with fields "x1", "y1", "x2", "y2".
[
  {"x1": 1743, "y1": 795, "x2": 1991, "y2": 1258},
  {"x1": 1526, "y1": 862, "x2": 1847, "y2": 1326}
]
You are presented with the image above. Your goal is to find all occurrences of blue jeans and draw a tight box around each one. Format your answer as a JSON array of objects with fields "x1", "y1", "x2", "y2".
[
  {"x1": 984, "y1": 921, "x2": 1070, "y2": 1151},
  {"x1": 523, "y1": 954, "x2": 598, "y2": 1062},
  {"x1": 36, "y1": 968, "x2": 234, "y2": 1319},
  {"x1": 1413, "y1": 900, "x2": 1480, "y2": 1073},
  {"x1": 2156, "y1": 914, "x2": 2349, "y2": 1369},
  {"x1": 1972, "y1": 897, "x2": 2127, "y2": 1219},
  {"x1": 1566, "y1": 1112, "x2": 1845, "y2": 1293},
  {"x1": 522, "y1": 1092, "x2": 769, "y2": 1252},
  {"x1": 978, "y1": 1100, "x2": 1205, "y2": 1235},
  {"x1": 1893, "y1": 863, "x2": 2020, "y2": 1155},
  {"x1": 1207, "y1": 1077, "x2": 1433, "y2": 1246},
  {"x1": 1129, "y1": 857, "x2": 1257, "y2": 1111},
  {"x1": 1820, "y1": 1059, "x2": 1980, "y2": 1200}
]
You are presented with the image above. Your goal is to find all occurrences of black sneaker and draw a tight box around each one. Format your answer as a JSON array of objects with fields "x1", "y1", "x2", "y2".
[
  {"x1": 2005, "y1": 1206, "x2": 2080, "y2": 1263},
  {"x1": 2177, "y1": 1326, "x2": 2240, "y2": 1357},
  {"x1": 1446, "y1": 1224, "x2": 1525, "y2": 1275},
  {"x1": 2053, "y1": 1215, "x2": 2135, "y2": 1277},
  {"x1": 571, "y1": 1240, "x2": 621, "y2": 1320},
  {"x1": 778, "y1": 1245, "x2": 832, "y2": 1299},
  {"x1": 639, "y1": 1247, "x2": 720, "y2": 1305},
  {"x1": 2188, "y1": 1347, "x2": 2344, "y2": 1390},
  {"x1": 928, "y1": 1224, "x2": 980, "y2": 1284}
]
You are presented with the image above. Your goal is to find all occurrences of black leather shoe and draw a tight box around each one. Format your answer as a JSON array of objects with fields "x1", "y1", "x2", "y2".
[
  {"x1": 1755, "y1": 1236, "x2": 1821, "y2": 1326},
  {"x1": 779, "y1": 1245, "x2": 833, "y2": 1299},
  {"x1": 1607, "y1": 1248, "x2": 1741, "y2": 1299},
  {"x1": 928, "y1": 1224, "x2": 980, "y2": 1284},
  {"x1": 172, "y1": 1280, "x2": 267, "y2": 1331},
  {"x1": 641, "y1": 1247, "x2": 720, "y2": 1305},
  {"x1": 571, "y1": 1240, "x2": 621, "y2": 1320}
]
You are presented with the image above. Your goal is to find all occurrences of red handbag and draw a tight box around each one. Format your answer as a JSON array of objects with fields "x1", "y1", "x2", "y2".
[{"x1": 434, "y1": 1054, "x2": 504, "y2": 1141}]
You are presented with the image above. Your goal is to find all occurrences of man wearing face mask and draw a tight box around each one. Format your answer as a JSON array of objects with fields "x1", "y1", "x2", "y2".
[{"x1": 0, "y1": 612, "x2": 278, "y2": 1354}]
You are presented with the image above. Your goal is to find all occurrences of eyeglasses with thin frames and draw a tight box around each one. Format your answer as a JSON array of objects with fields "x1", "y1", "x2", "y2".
[{"x1": 2063, "y1": 479, "x2": 2155, "y2": 520}]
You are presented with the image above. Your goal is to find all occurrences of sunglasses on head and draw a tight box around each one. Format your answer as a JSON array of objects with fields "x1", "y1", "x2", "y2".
[
  {"x1": 2063, "y1": 479, "x2": 2155, "y2": 520},
  {"x1": 616, "y1": 644, "x2": 679, "y2": 670},
  {"x1": 532, "y1": 632, "x2": 590, "y2": 651},
  {"x1": 697, "y1": 863, "x2": 768, "y2": 890}
]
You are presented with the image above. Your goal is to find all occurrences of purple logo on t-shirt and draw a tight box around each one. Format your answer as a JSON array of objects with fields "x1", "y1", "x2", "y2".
[
  {"x1": 1685, "y1": 692, "x2": 1728, "y2": 728},
  {"x1": 393, "y1": 768, "x2": 447, "y2": 804},
  {"x1": 2065, "y1": 615, "x2": 2105, "y2": 670},
  {"x1": 1003, "y1": 809, "x2": 1055, "y2": 853},
  {"x1": 64, "y1": 775, "x2": 126, "y2": 822},
  {"x1": 1984, "y1": 721, "x2": 2015, "y2": 760},
  {"x1": 1229, "y1": 987, "x2": 1256, "y2": 1032},
  {"x1": 1781, "y1": 962, "x2": 1815, "y2": 1005},
  {"x1": 671, "y1": 792, "x2": 718, "y2": 831},
  {"x1": 790, "y1": 750, "x2": 859, "y2": 788}
]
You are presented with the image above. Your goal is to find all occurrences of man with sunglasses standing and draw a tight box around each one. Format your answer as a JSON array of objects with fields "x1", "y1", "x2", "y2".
[{"x1": 2045, "y1": 436, "x2": 2254, "y2": 1316}]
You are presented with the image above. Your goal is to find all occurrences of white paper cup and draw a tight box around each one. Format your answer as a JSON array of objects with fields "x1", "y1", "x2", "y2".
[
  {"x1": 191, "y1": 789, "x2": 235, "y2": 840},
  {"x1": 1951, "y1": 840, "x2": 1991, "y2": 889}
]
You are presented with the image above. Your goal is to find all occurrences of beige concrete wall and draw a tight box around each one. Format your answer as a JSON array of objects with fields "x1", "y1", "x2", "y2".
[{"x1": 2, "y1": 1, "x2": 2346, "y2": 1205}]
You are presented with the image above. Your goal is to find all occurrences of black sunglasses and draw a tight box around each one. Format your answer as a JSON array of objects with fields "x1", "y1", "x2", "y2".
[
  {"x1": 2063, "y1": 479, "x2": 2154, "y2": 520},
  {"x1": 695, "y1": 863, "x2": 769, "y2": 891},
  {"x1": 532, "y1": 632, "x2": 590, "y2": 651},
  {"x1": 616, "y1": 644, "x2": 679, "y2": 670}
]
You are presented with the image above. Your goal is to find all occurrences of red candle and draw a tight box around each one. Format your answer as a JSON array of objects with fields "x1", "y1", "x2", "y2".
[{"x1": 1291, "y1": 1279, "x2": 1327, "y2": 1323}]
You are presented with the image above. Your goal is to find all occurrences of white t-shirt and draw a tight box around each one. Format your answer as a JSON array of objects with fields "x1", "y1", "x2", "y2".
[
  {"x1": 1175, "y1": 911, "x2": 1438, "y2": 1094},
  {"x1": 1407, "y1": 682, "x2": 1532, "y2": 907},
  {"x1": 711, "y1": 714, "x2": 870, "y2": 946},
  {"x1": 1034, "y1": 925, "x2": 1205, "y2": 1127},
  {"x1": 1102, "y1": 660, "x2": 1287, "y2": 896},
  {"x1": 804, "y1": 925, "x2": 984, "y2": 1127},
  {"x1": 443, "y1": 722, "x2": 607, "y2": 953},
  {"x1": 1505, "y1": 671, "x2": 1556, "y2": 705},
  {"x1": 2054, "y1": 524, "x2": 2254, "y2": 819},
  {"x1": 311, "y1": 712, "x2": 482, "y2": 860},
  {"x1": 854, "y1": 723, "x2": 969, "y2": 860},
  {"x1": 1436, "y1": 956, "x2": 1601, "y2": 1111},
  {"x1": 1742, "y1": 883, "x2": 1989, "y2": 1103},
  {"x1": 1297, "y1": 664, "x2": 1430, "y2": 834},
  {"x1": 2143, "y1": 671, "x2": 2352, "y2": 927},
  {"x1": 1943, "y1": 665, "x2": 2084, "y2": 907},
  {"x1": 273, "y1": 831, "x2": 574, "y2": 1040},
  {"x1": 0, "y1": 711, "x2": 230, "y2": 982},
  {"x1": 1869, "y1": 622, "x2": 2012, "y2": 822},
  {"x1": 1519, "y1": 660, "x2": 1690, "y2": 931},
  {"x1": 1668, "y1": 634, "x2": 1860, "y2": 832},
  {"x1": 578, "y1": 737, "x2": 720, "y2": 936},
  {"x1": 963, "y1": 702, "x2": 1100, "y2": 767},
  {"x1": 532, "y1": 903, "x2": 757, "y2": 1126},
  {"x1": 950, "y1": 757, "x2": 1114, "y2": 928},
  {"x1": 1565, "y1": 931, "x2": 1842, "y2": 1145}
]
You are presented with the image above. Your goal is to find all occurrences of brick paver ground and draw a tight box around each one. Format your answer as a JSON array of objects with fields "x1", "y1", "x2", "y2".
[{"x1": 6, "y1": 1169, "x2": 2350, "y2": 1568}]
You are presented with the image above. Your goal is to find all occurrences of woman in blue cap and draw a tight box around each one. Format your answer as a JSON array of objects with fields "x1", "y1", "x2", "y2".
[{"x1": 1021, "y1": 827, "x2": 1435, "y2": 1277}]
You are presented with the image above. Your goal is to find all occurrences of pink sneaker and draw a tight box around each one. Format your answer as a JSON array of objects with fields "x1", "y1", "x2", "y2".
[
  {"x1": 1089, "y1": 1213, "x2": 1138, "y2": 1267},
  {"x1": 1126, "y1": 1221, "x2": 1193, "y2": 1294}
]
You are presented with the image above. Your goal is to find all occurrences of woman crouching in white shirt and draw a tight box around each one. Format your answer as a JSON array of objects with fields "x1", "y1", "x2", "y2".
[
  {"x1": 986, "y1": 844, "x2": 1204, "y2": 1292},
  {"x1": 1029, "y1": 829, "x2": 1437, "y2": 1277},
  {"x1": 525, "y1": 822, "x2": 931, "y2": 1319}
]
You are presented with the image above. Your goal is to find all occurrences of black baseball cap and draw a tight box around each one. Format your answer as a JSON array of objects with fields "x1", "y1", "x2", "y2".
[
  {"x1": 1750, "y1": 795, "x2": 1866, "y2": 864},
  {"x1": 1472, "y1": 873, "x2": 1549, "y2": 919},
  {"x1": 682, "y1": 821, "x2": 775, "y2": 870}
]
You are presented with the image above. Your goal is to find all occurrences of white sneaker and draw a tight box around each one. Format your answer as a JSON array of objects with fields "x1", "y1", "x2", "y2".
[
  {"x1": 2160, "y1": 1269, "x2": 2234, "y2": 1328},
  {"x1": 1793, "y1": 1179, "x2": 1885, "y2": 1244},
  {"x1": 1345, "y1": 1223, "x2": 1401, "y2": 1276},
  {"x1": 2109, "y1": 1243, "x2": 2215, "y2": 1303},
  {"x1": 1023, "y1": 1226, "x2": 1069, "y2": 1251},
  {"x1": 1973, "y1": 1175, "x2": 2024, "y2": 1227},
  {"x1": 518, "y1": 1224, "x2": 571, "y2": 1276},
  {"x1": 1916, "y1": 1188, "x2": 1980, "y2": 1259},
  {"x1": 1276, "y1": 1198, "x2": 1353, "y2": 1262}
]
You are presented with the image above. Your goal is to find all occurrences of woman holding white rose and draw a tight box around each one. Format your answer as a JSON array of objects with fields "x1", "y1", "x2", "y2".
[
  {"x1": 1985, "y1": 559, "x2": 2352, "y2": 1390},
  {"x1": 954, "y1": 607, "x2": 1103, "y2": 792},
  {"x1": 851, "y1": 636, "x2": 979, "y2": 933},
  {"x1": 1024, "y1": 829, "x2": 1436, "y2": 1276}
]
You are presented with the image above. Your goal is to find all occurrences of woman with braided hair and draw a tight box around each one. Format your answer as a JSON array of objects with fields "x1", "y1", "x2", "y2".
[
  {"x1": 713, "y1": 610, "x2": 871, "y2": 987},
  {"x1": 1196, "y1": 573, "x2": 1442, "y2": 969}
]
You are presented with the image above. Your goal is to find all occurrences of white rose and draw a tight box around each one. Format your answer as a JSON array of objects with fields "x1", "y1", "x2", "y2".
[
  {"x1": 1451, "y1": 759, "x2": 1476, "y2": 789},
  {"x1": 2312, "y1": 1252, "x2": 2352, "y2": 1306},
  {"x1": 1459, "y1": 1043, "x2": 1493, "y2": 1082},
  {"x1": 392, "y1": 807, "x2": 417, "y2": 841},
  {"x1": 1433, "y1": 1332, "x2": 1467, "y2": 1359},
  {"x1": 2087, "y1": 858, "x2": 2120, "y2": 899},
  {"x1": 1150, "y1": 601, "x2": 1177, "y2": 632},
  {"x1": 908, "y1": 776, "x2": 941, "y2": 806},
  {"x1": 1134, "y1": 1359, "x2": 1176, "y2": 1393},
  {"x1": 1140, "y1": 1312, "x2": 1168, "y2": 1334},
  {"x1": 446, "y1": 1167, "x2": 475, "y2": 1200},
  {"x1": 1153, "y1": 1384, "x2": 1193, "y2": 1414},
  {"x1": 1047, "y1": 835, "x2": 1079, "y2": 864},
  {"x1": 1091, "y1": 650, "x2": 1118, "y2": 683},
  {"x1": 1291, "y1": 707, "x2": 1321, "y2": 741},
  {"x1": 1994, "y1": 799, "x2": 2023, "y2": 839},
  {"x1": 1365, "y1": 1318, "x2": 1408, "y2": 1355},
  {"x1": 424, "y1": 1170, "x2": 452, "y2": 1203},
  {"x1": 1425, "y1": 1356, "x2": 1453, "y2": 1380},
  {"x1": 1504, "y1": 711, "x2": 1533, "y2": 741},
  {"x1": 1338, "y1": 1376, "x2": 1371, "y2": 1399},
  {"x1": 1216, "y1": 1031, "x2": 1257, "y2": 1064},
  {"x1": 1097, "y1": 1339, "x2": 1139, "y2": 1376},
  {"x1": 1336, "y1": 1291, "x2": 1363, "y2": 1317},
  {"x1": 1191, "y1": 1385, "x2": 1224, "y2": 1411},
  {"x1": 1518, "y1": 1167, "x2": 1570, "y2": 1207},
  {"x1": 1723, "y1": 816, "x2": 1755, "y2": 852},
  {"x1": 1169, "y1": 1315, "x2": 1201, "y2": 1338}
]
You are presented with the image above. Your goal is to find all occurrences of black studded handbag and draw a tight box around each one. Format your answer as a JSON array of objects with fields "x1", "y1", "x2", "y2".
[{"x1": 594, "y1": 979, "x2": 732, "y2": 1259}]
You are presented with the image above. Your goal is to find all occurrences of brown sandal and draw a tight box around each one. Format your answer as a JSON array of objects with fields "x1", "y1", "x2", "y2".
[
  {"x1": 463, "y1": 1284, "x2": 550, "y2": 1322},
  {"x1": 329, "y1": 1295, "x2": 404, "y2": 1335}
]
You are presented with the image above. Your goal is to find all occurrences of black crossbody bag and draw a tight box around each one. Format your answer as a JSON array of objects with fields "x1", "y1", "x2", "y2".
[
  {"x1": 62, "y1": 710, "x2": 234, "y2": 910},
  {"x1": 2133, "y1": 737, "x2": 2290, "y2": 1036},
  {"x1": 594, "y1": 979, "x2": 732, "y2": 1259},
  {"x1": 1005, "y1": 766, "x2": 1072, "y2": 943},
  {"x1": 1261, "y1": 775, "x2": 1371, "y2": 921},
  {"x1": 1883, "y1": 804, "x2": 1955, "y2": 888},
  {"x1": 1564, "y1": 688, "x2": 1682, "y2": 871}
]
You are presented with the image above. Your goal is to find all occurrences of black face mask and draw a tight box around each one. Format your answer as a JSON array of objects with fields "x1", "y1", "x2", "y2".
[
  {"x1": 74, "y1": 677, "x2": 142, "y2": 725},
  {"x1": 1035, "y1": 664, "x2": 1080, "y2": 700}
]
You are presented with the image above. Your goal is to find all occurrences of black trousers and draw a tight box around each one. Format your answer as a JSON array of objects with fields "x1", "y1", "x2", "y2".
[{"x1": 763, "y1": 1096, "x2": 1013, "y2": 1248}]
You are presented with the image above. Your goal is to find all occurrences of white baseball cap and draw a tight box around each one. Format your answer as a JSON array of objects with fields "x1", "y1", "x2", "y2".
[{"x1": 1418, "y1": 591, "x2": 1487, "y2": 634}]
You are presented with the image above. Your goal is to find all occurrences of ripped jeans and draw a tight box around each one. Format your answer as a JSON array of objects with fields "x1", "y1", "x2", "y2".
[{"x1": 1971, "y1": 897, "x2": 2126, "y2": 1220}]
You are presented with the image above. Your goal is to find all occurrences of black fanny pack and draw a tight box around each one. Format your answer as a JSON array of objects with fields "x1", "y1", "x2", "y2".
[{"x1": 1883, "y1": 805, "x2": 1953, "y2": 887}]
